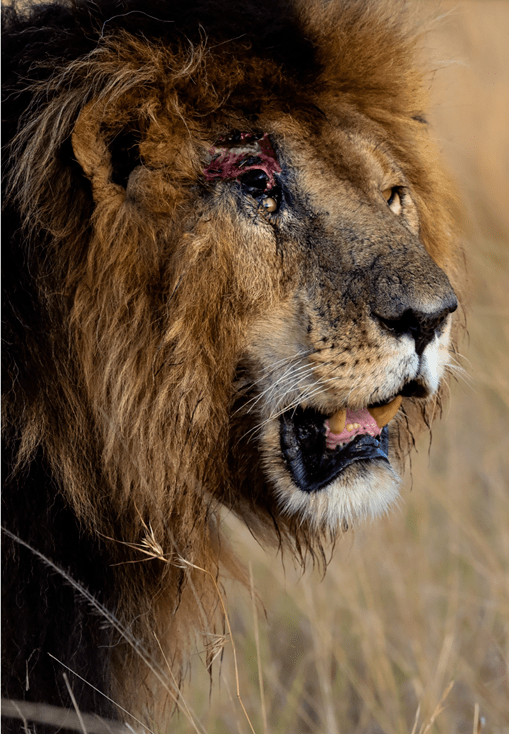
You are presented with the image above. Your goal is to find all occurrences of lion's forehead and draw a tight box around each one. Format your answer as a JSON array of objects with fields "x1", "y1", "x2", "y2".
[{"x1": 200, "y1": 119, "x2": 408, "y2": 202}]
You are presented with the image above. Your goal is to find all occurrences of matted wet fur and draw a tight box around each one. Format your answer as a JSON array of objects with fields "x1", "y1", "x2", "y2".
[{"x1": 2, "y1": 0, "x2": 464, "y2": 727}]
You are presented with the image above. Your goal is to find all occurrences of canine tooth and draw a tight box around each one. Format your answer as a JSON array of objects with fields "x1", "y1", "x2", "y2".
[
  {"x1": 368, "y1": 395, "x2": 402, "y2": 428},
  {"x1": 328, "y1": 408, "x2": 346, "y2": 434}
]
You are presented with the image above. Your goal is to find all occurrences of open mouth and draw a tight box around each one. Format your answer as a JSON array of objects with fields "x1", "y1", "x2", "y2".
[{"x1": 280, "y1": 396, "x2": 402, "y2": 493}]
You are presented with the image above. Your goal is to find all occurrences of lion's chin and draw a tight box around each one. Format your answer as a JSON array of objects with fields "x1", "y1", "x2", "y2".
[
  {"x1": 262, "y1": 408, "x2": 401, "y2": 531},
  {"x1": 274, "y1": 461, "x2": 401, "y2": 532}
]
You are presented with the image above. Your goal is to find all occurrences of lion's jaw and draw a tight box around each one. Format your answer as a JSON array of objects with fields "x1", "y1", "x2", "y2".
[{"x1": 244, "y1": 307, "x2": 454, "y2": 532}]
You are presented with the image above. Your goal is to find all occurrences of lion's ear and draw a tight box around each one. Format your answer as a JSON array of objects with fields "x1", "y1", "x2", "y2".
[
  {"x1": 72, "y1": 100, "x2": 115, "y2": 201},
  {"x1": 72, "y1": 99, "x2": 141, "y2": 200}
]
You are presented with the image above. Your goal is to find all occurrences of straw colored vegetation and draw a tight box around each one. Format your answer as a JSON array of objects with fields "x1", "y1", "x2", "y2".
[{"x1": 166, "y1": 3, "x2": 509, "y2": 732}]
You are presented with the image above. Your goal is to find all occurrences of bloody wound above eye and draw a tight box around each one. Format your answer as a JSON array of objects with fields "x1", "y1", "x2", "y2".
[{"x1": 203, "y1": 132, "x2": 282, "y2": 192}]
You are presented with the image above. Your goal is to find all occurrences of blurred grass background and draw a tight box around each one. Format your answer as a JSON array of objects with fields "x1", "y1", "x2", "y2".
[{"x1": 170, "y1": 3, "x2": 509, "y2": 732}]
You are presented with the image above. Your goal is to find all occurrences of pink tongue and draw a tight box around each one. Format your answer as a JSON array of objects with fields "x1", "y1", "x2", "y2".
[{"x1": 325, "y1": 408, "x2": 381, "y2": 450}]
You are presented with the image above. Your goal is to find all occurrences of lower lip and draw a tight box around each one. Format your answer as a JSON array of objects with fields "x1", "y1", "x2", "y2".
[{"x1": 280, "y1": 407, "x2": 390, "y2": 493}]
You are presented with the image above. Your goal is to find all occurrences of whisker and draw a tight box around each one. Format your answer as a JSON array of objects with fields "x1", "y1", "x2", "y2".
[
  {"x1": 445, "y1": 359, "x2": 473, "y2": 387},
  {"x1": 233, "y1": 352, "x2": 313, "y2": 415},
  {"x1": 234, "y1": 369, "x2": 324, "y2": 446},
  {"x1": 241, "y1": 360, "x2": 317, "y2": 415}
]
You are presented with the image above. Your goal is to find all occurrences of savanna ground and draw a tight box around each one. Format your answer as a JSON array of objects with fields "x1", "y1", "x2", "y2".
[
  {"x1": 170, "y1": 3, "x2": 509, "y2": 733},
  {"x1": 3, "y1": 2, "x2": 508, "y2": 733}
]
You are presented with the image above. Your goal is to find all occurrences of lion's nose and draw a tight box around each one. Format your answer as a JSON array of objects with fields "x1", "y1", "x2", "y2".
[{"x1": 373, "y1": 295, "x2": 457, "y2": 356}]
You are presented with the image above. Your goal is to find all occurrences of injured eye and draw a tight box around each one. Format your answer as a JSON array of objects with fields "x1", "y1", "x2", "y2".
[
  {"x1": 261, "y1": 196, "x2": 278, "y2": 212},
  {"x1": 382, "y1": 186, "x2": 403, "y2": 215},
  {"x1": 203, "y1": 132, "x2": 282, "y2": 214},
  {"x1": 240, "y1": 169, "x2": 281, "y2": 213},
  {"x1": 239, "y1": 168, "x2": 269, "y2": 197}
]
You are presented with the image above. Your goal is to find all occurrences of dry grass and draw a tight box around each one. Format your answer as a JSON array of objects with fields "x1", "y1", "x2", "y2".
[{"x1": 166, "y1": 3, "x2": 509, "y2": 733}]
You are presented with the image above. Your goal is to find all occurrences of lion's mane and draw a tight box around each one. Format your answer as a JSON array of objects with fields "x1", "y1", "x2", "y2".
[{"x1": 2, "y1": 0, "x2": 463, "y2": 726}]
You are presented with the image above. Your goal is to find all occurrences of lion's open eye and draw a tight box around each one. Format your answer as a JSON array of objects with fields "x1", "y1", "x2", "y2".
[
  {"x1": 382, "y1": 187, "x2": 403, "y2": 215},
  {"x1": 203, "y1": 133, "x2": 282, "y2": 213}
]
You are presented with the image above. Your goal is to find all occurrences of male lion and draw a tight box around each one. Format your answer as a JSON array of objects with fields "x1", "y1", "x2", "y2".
[{"x1": 2, "y1": 0, "x2": 463, "y2": 727}]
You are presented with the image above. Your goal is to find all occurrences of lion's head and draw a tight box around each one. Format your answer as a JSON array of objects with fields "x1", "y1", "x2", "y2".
[
  {"x1": 2, "y1": 0, "x2": 463, "y2": 722},
  {"x1": 224, "y1": 121, "x2": 459, "y2": 533}
]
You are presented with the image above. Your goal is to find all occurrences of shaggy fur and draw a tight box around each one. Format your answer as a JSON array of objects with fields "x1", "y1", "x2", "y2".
[{"x1": 2, "y1": 0, "x2": 464, "y2": 728}]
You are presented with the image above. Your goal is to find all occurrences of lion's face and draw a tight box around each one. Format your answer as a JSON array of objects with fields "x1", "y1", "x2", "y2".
[
  {"x1": 69, "y1": 42, "x2": 460, "y2": 542},
  {"x1": 198, "y1": 111, "x2": 458, "y2": 532}
]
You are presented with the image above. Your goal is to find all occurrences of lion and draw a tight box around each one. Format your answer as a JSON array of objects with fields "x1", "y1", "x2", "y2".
[{"x1": 2, "y1": 0, "x2": 463, "y2": 728}]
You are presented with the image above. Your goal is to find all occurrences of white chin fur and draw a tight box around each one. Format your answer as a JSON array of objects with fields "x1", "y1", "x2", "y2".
[
  {"x1": 262, "y1": 421, "x2": 401, "y2": 533},
  {"x1": 277, "y1": 463, "x2": 401, "y2": 532}
]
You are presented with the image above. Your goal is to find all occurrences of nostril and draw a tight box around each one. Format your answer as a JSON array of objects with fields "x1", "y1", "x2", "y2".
[
  {"x1": 375, "y1": 297, "x2": 457, "y2": 356},
  {"x1": 377, "y1": 310, "x2": 421, "y2": 340}
]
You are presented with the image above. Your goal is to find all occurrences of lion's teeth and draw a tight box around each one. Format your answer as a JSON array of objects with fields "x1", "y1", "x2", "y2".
[
  {"x1": 345, "y1": 422, "x2": 361, "y2": 432},
  {"x1": 368, "y1": 395, "x2": 402, "y2": 428},
  {"x1": 328, "y1": 408, "x2": 346, "y2": 434}
]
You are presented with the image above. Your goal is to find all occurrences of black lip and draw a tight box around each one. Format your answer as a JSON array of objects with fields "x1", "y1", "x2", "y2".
[{"x1": 280, "y1": 406, "x2": 389, "y2": 493}]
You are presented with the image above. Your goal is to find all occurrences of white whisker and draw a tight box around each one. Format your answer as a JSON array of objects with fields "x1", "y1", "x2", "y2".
[
  {"x1": 444, "y1": 359, "x2": 473, "y2": 387},
  {"x1": 233, "y1": 351, "x2": 314, "y2": 415},
  {"x1": 243, "y1": 361, "x2": 317, "y2": 415}
]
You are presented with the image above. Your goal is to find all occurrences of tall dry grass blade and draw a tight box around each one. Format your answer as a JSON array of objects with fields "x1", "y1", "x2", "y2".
[
  {"x1": 175, "y1": 556, "x2": 258, "y2": 734},
  {"x1": 249, "y1": 562, "x2": 268, "y2": 734},
  {"x1": 1, "y1": 526, "x2": 208, "y2": 734},
  {"x1": 3, "y1": 699, "x2": 31, "y2": 734},
  {"x1": 63, "y1": 672, "x2": 88, "y2": 734},
  {"x1": 1, "y1": 698, "x2": 129, "y2": 734},
  {"x1": 48, "y1": 656, "x2": 155, "y2": 734},
  {"x1": 105, "y1": 520, "x2": 254, "y2": 733},
  {"x1": 302, "y1": 582, "x2": 340, "y2": 734},
  {"x1": 222, "y1": 676, "x2": 245, "y2": 734},
  {"x1": 152, "y1": 633, "x2": 208, "y2": 734},
  {"x1": 419, "y1": 680, "x2": 455, "y2": 734},
  {"x1": 410, "y1": 702, "x2": 422, "y2": 734},
  {"x1": 473, "y1": 702, "x2": 479, "y2": 734},
  {"x1": 473, "y1": 702, "x2": 483, "y2": 734}
]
